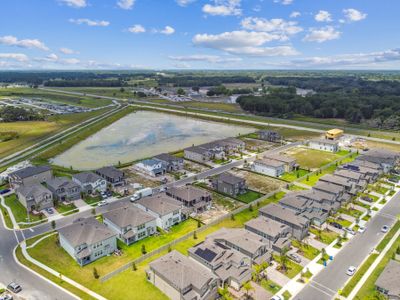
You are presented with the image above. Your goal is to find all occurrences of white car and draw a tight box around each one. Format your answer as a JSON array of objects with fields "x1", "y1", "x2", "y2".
[
  {"x1": 97, "y1": 200, "x2": 108, "y2": 207},
  {"x1": 271, "y1": 296, "x2": 283, "y2": 300},
  {"x1": 346, "y1": 266, "x2": 356, "y2": 276},
  {"x1": 358, "y1": 226, "x2": 366, "y2": 233},
  {"x1": 381, "y1": 225, "x2": 389, "y2": 233}
]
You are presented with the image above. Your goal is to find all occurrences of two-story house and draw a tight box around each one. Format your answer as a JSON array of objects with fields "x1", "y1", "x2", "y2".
[
  {"x1": 263, "y1": 153, "x2": 297, "y2": 173},
  {"x1": 212, "y1": 172, "x2": 247, "y2": 197},
  {"x1": 8, "y1": 165, "x2": 53, "y2": 189},
  {"x1": 15, "y1": 184, "x2": 54, "y2": 212},
  {"x1": 135, "y1": 159, "x2": 166, "y2": 177},
  {"x1": 47, "y1": 177, "x2": 81, "y2": 202},
  {"x1": 72, "y1": 172, "x2": 107, "y2": 195},
  {"x1": 258, "y1": 130, "x2": 281, "y2": 142},
  {"x1": 166, "y1": 185, "x2": 212, "y2": 214},
  {"x1": 309, "y1": 138, "x2": 339, "y2": 153},
  {"x1": 251, "y1": 158, "x2": 286, "y2": 177},
  {"x1": 154, "y1": 153, "x2": 184, "y2": 172},
  {"x1": 95, "y1": 166, "x2": 125, "y2": 187}
]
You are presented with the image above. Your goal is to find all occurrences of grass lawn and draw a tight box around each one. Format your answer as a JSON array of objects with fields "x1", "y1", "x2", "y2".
[
  {"x1": 288, "y1": 184, "x2": 308, "y2": 191},
  {"x1": 300, "y1": 164, "x2": 337, "y2": 186},
  {"x1": 282, "y1": 290, "x2": 292, "y2": 300},
  {"x1": 55, "y1": 202, "x2": 79, "y2": 216},
  {"x1": 260, "y1": 279, "x2": 281, "y2": 295},
  {"x1": 362, "y1": 215, "x2": 371, "y2": 221},
  {"x1": 0, "y1": 202, "x2": 13, "y2": 228},
  {"x1": 280, "y1": 169, "x2": 309, "y2": 182},
  {"x1": 84, "y1": 195, "x2": 102, "y2": 206},
  {"x1": 354, "y1": 201, "x2": 371, "y2": 210},
  {"x1": 236, "y1": 190, "x2": 263, "y2": 203},
  {"x1": 3, "y1": 194, "x2": 44, "y2": 224},
  {"x1": 338, "y1": 207, "x2": 363, "y2": 219},
  {"x1": 291, "y1": 240, "x2": 320, "y2": 260},
  {"x1": 368, "y1": 184, "x2": 389, "y2": 195},
  {"x1": 317, "y1": 253, "x2": 331, "y2": 265},
  {"x1": 282, "y1": 147, "x2": 344, "y2": 169},
  {"x1": 273, "y1": 255, "x2": 303, "y2": 279},
  {"x1": 310, "y1": 227, "x2": 339, "y2": 245}
]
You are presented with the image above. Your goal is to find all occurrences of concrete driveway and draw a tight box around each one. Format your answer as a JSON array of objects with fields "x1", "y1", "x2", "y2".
[{"x1": 266, "y1": 261, "x2": 291, "y2": 287}]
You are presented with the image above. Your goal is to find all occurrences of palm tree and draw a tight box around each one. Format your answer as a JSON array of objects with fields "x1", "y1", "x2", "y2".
[
  {"x1": 242, "y1": 281, "x2": 254, "y2": 300},
  {"x1": 218, "y1": 286, "x2": 232, "y2": 300},
  {"x1": 279, "y1": 247, "x2": 289, "y2": 272}
]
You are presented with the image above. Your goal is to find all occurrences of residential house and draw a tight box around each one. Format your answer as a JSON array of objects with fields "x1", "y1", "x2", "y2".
[
  {"x1": 103, "y1": 205, "x2": 156, "y2": 245},
  {"x1": 212, "y1": 172, "x2": 246, "y2": 197},
  {"x1": 72, "y1": 172, "x2": 107, "y2": 195},
  {"x1": 188, "y1": 240, "x2": 252, "y2": 290},
  {"x1": 15, "y1": 184, "x2": 53, "y2": 212},
  {"x1": 8, "y1": 165, "x2": 53, "y2": 189},
  {"x1": 263, "y1": 153, "x2": 297, "y2": 172},
  {"x1": 258, "y1": 130, "x2": 281, "y2": 142},
  {"x1": 95, "y1": 166, "x2": 125, "y2": 187},
  {"x1": 147, "y1": 250, "x2": 218, "y2": 300},
  {"x1": 184, "y1": 146, "x2": 213, "y2": 163},
  {"x1": 319, "y1": 174, "x2": 356, "y2": 194},
  {"x1": 339, "y1": 163, "x2": 380, "y2": 182},
  {"x1": 325, "y1": 129, "x2": 344, "y2": 140},
  {"x1": 134, "y1": 193, "x2": 182, "y2": 229},
  {"x1": 297, "y1": 189, "x2": 341, "y2": 211},
  {"x1": 259, "y1": 203, "x2": 310, "y2": 240},
  {"x1": 166, "y1": 185, "x2": 212, "y2": 214},
  {"x1": 135, "y1": 159, "x2": 166, "y2": 177},
  {"x1": 47, "y1": 177, "x2": 81, "y2": 202},
  {"x1": 313, "y1": 181, "x2": 349, "y2": 203},
  {"x1": 375, "y1": 259, "x2": 400, "y2": 299},
  {"x1": 309, "y1": 139, "x2": 339, "y2": 153},
  {"x1": 205, "y1": 228, "x2": 272, "y2": 265},
  {"x1": 58, "y1": 217, "x2": 117, "y2": 266},
  {"x1": 245, "y1": 217, "x2": 291, "y2": 253},
  {"x1": 216, "y1": 138, "x2": 246, "y2": 154},
  {"x1": 154, "y1": 153, "x2": 184, "y2": 172},
  {"x1": 334, "y1": 169, "x2": 368, "y2": 190},
  {"x1": 357, "y1": 149, "x2": 399, "y2": 173},
  {"x1": 251, "y1": 158, "x2": 285, "y2": 177}
]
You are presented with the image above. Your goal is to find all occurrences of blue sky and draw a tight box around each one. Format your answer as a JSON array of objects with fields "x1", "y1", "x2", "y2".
[{"x1": 0, "y1": 0, "x2": 399, "y2": 70}]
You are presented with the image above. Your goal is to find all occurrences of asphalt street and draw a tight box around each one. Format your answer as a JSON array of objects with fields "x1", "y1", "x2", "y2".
[{"x1": 293, "y1": 191, "x2": 400, "y2": 300}]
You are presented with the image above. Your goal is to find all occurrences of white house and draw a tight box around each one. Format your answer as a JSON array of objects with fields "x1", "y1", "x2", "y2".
[
  {"x1": 309, "y1": 139, "x2": 339, "y2": 153},
  {"x1": 251, "y1": 158, "x2": 285, "y2": 177},
  {"x1": 135, "y1": 159, "x2": 166, "y2": 177},
  {"x1": 72, "y1": 172, "x2": 107, "y2": 194}
]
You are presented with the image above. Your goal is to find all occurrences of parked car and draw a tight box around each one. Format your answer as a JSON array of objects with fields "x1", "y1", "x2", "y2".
[
  {"x1": 0, "y1": 294, "x2": 13, "y2": 300},
  {"x1": 289, "y1": 253, "x2": 301, "y2": 263},
  {"x1": 46, "y1": 207, "x2": 54, "y2": 214},
  {"x1": 344, "y1": 227, "x2": 356, "y2": 235},
  {"x1": 346, "y1": 266, "x2": 356, "y2": 276},
  {"x1": 330, "y1": 222, "x2": 343, "y2": 229},
  {"x1": 7, "y1": 282, "x2": 22, "y2": 293},
  {"x1": 97, "y1": 200, "x2": 108, "y2": 207},
  {"x1": 358, "y1": 226, "x2": 366, "y2": 233},
  {"x1": 381, "y1": 225, "x2": 389, "y2": 233},
  {"x1": 271, "y1": 296, "x2": 283, "y2": 300},
  {"x1": 0, "y1": 189, "x2": 10, "y2": 195}
]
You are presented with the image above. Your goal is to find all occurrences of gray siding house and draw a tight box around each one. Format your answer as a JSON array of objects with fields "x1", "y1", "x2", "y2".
[
  {"x1": 8, "y1": 165, "x2": 53, "y2": 189},
  {"x1": 72, "y1": 172, "x2": 107, "y2": 194},
  {"x1": 212, "y1": 172, "x2": 246, "y2": 197},
  {"x1": 375, "y1": 259, "x2": 400, "y2": 299},
  {"x1": 15, "y1": 184, "x2": 53, "y2": 212},
  {"x1": 103, "y1": 205, "x2": 157, "y2": 245},
  {"x1": 251, "y1": 158, "x2": 285, "y2": 177},
  {"x1": 154, "y1": 153, "x2": 184, "y2": 172},
  {"x1": 58, "y1": 217, "x2": 117, "y2": 266},
  {"x1": 258, "y1": 130, "x2": 281, "y2": 142},
  {"x1": 166, "y1": 185, "x2": 212, "y2": 214},
  {"x1": 47, "y1": 177, "x2": 81, "y2": 202},
  {"x1": 95, "y1": 166, "x2": 125, "y2": 187}
]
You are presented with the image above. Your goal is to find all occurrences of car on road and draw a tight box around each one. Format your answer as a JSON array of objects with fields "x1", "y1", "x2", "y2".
[
  {"x1": 289, "y1": 253, "x2": 302, "y2": 263},
  {"x1": 346, "y1": 266, "x2": 356, "y2": 276},
  {"x1": 7, "y1": 282, "x2": 22, "y2": 293},
  {"x1": 97, "y1": 200, "x2": 108, "y2": 207},
  {"x1": 358, "y1": 226, "x2": 366, "y2": 233},
  {"x1": 330, "y1": 222, "x2": 343, "y2": 229},
  {"x1": 271, "y1": 296, "x2": 283, "y2": 300},
  {"x1": 344, "y1": 227, "x2": 356, "y2": 235},
  {"x1": 381, "y1": 225, "x2": 389, "y2": 233}
]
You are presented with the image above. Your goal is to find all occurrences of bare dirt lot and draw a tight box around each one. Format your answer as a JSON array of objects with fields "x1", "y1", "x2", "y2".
[
  {"x1": 232, "y1": 169, "x2": 286, "y2": 194},
  {"x1": 243, "y1": 138, "x2": 277, "y2": 152}
]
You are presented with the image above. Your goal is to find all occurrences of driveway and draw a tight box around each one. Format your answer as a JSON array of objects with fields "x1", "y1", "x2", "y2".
[
  {"x1": 305, "y1": 234, "x2": 327, "y2": 250},
  {"x1": 266, "y1": 261, "x2": 291, "y2": 287},
  {"x1": 289, "y1": 248, "x2": 311, "y2": 267},
  {"x1": 74, "y1": 199, "x2": 91, "y2": 211}
]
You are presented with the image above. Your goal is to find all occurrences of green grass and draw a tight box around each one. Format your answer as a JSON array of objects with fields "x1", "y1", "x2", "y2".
[
  {"x1": 338, "y1": 207, "x2": 363, "y2": 219},
  {"x1": 300, "y1": 165, "x2": 337, "y2": 186},
  {"x1": 362, "y1": 215, "x2": 371, "y2": 221},
  {"x1": 291, "y1": 240, "x2": 320, "y2": 260},
  {"x1": 368, "y1": 184, "x2": 389, "y2": 195},
  {"x1": 285, "y1": 147, "x2": 344, "y2": 169},
  {"x1": 273, "y1": 254, "x2": 303, "y2": 279},
  {"x1": 376, "y1": 221, "x2": 400, "y2": 252},
  {"x1": 317, "y1": 253, "x2": 331, "y2": 265},
  {"x1": 236, "y1": 190, "x2": 263, "y2": 203},
  {"x1": 280, "y1": 169, "x2": 309, "y2": 182},
  {"x1": 0, "y1": 202, "x2": 13, "y2": 228},
  {"x1": 354, "y1": 201, "x2": 371, "y2": 210},
  {"x1": 310, "y1": 227, "x2": 339, "y2": 245},
  {"x1": 260, "y1": 279, "x2": 282, "y2": 295},
  {"x1": 55, "y1": 202, "x2": 78, "y2": 216},
  {"x1": 3, "y1": 194, "x2": 44, "y2": 224},
  {"x1": 84, "y1": 195, "x2": 102, "y2": 206},
  {"x1": 282, "y1": 290, "x2": 292, "y2": 300},
  {"x1": 288, "y1": 184, "x2": 308, "y2": 191}
]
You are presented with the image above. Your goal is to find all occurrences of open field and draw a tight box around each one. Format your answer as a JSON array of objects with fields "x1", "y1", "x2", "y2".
[
  {"x1": 233, "y1": 169, "x2": 286, "y2": 194},
  {"x1": 51, "y1": 87, "x2": 133, "y2": 100},
  {"x1": 147, "y1": 99, "x2": 244, "y2": 113}
]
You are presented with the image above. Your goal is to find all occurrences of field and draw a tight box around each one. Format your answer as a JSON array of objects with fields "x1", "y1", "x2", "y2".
[
  {"x1": 53, "y1": 87, "x2": 133, "y2": 99},
  {"x1": 148, "y1": 99, "x2": 244, "y2": 113},
  {"x1": 233, "y1": 169, "x2": 286, "y2": 194}
]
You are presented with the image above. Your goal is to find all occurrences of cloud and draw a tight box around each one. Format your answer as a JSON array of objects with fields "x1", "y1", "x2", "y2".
[
  {"x1": 35, "y1": 53, "x2": 80, "y2": 65},
  {"x1": 343, "y1": 8, "x2": 367, "y2": 22},
  {"x1": 69, "y1": 18, "x2": 110, "y2": 26},
  {"x1": 159, "y1": 26, "x2": 175, "y2": 35},
  {"x1": 274, "y1": 0, "x2": 293, "y2": 5},
  {"x1": 0, "y1": 53, "x2": 29, "y2": 62},
  {"x1": 59, "y1": 47, "x2": 78, "y2": 54},
  {"x1": 193, "y1": 30, "x2": 299, "y2": 56},
  {"x1": 58, "y1": 0, "x2": 87, "y2": 8},
  {"x1": 303, "y1": 26, "x2": 341, "y2": 43},
  {"x1": 0, "y1": 35, "x2": 49, "y2": 51},
  {"x1": 202, "y1": 0, "x2": 242, "y2": 16},
  {"x1": 315, "y1": 10, "x2": 332, "y2": 22},
  {"x1": 128, "y1": 24, "x2": 146, "y2": 33},
  {"x1": 168, "y1": 54, "x2": 242, "y2": 63},
  {"x1": 241, "y1": 17, "x2": 303, "y2": 39},
  {"x1": 290, "y1": 11, "x2": 301, "y2": 18},
  {"x1": 176, "y1": 0, "x2": 196, "y2": 6},
  {"x1": 117, "y1": 0, "x2": 135, "y2": 10}
]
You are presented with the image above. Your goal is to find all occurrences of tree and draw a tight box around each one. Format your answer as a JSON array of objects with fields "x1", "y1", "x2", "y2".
[
  {"x1": 93, "y1": 267, "x2": 99, "y2": 279},
  {"x1": 51, "y1": 220, "x2": 56, "y2": 230},
  {"x1": 197, "y1": 220, "x2": 202, "y2": 228},
  {"x1": 177, "y1": 88, "x2": 185, "y2": 96},
  {"x1": 91, "y1": 208, "x2": 96, "y2": 215},
  {"x1": 242, "y1": 281, "x2": 254, "y2": 300},
  {"x1": 193, "y1": 231, "x2": 198, "y2": 240},
  {"x1": 279, "y1": 247, "x2": 289, "y2": 272},
  {"x1": 120, "y1": 87, "x2": 125, "y2": 93},
  {"x1": 230, "y1": 214, "x2": 235, "y2": 221},
  {"x1": 132, "y1": 262, "x2": 137, "y2": 271},
  {"x1": 141, "y1": 244, "x2": 146, "y2": 254},
  {"x1": 218, "y1": 286, "x2": 232, "y2": 300},
  {"x1": 249, "y1": 204, "x2": 253, "y2": 212}
]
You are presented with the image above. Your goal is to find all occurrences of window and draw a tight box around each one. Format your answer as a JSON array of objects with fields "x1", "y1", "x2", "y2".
[
  {"x1": 138, "y1": 232, "x2": 146, "y2": 239},
  {"x1": 138, "y1": 224, "x2": 145, "y2": 230}
]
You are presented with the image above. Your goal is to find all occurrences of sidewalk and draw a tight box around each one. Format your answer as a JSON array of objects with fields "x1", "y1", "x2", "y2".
[{"x1": 0, "y1": 194, "x2": 19, "y2": 229}]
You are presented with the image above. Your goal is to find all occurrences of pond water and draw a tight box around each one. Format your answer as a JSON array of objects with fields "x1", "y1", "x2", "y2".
[{"x1": 51, "y1": 111, "x2": 254, "y2": 170}]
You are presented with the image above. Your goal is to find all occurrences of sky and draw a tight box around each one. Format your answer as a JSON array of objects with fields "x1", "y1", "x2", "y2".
[{"x1": 0, "y1": 0, "x2": 400, "y2": 70}]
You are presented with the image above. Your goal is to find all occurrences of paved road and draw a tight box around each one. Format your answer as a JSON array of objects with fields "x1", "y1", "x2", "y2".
[{"x1": 293, "y1": 191, "x2": 400, "y2": 300}]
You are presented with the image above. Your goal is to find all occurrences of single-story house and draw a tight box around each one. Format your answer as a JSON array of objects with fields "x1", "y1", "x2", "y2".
[
  {"x1": 58, "y1": 217, "x2": 117, "y2": 266},
  {"x1": 47, "y1": 177, "x2": 81, "y2": 202},
  {"x1": 154, "y1": 153, "x2": 184, "y2": 172},
  {"x1": 8, "y1": 165, "x2": 53, "y2": 189},
  {"x1": 147, "y1": 250, "x2": 218, "y2": 300},
  {"x1": 103, "y1": 205, "x2": 157, "y2": 245},
  {"x1": 135, "y1": 159, "x2": 166, "y2": 177},
  {"x1": 251, "y1": 158, "x2": 285, "y2": 177},
  {"x1": 72, "y1": 172, "x2": 107, "y2": 194},
  {"x1": 15, "y1": 184, "x2": 53, "y2": 212},
  {"x1": 166, "y1": 185, "x2": 212, "y2": 214},
  {"x1": 309, "y1": 139, "x2": 339, "y2": 153},
  {"x1": 95, "y1": 166, "x2": 125, "y2": 187},
  {"x1": 212, "y1": 172, "x2": 246, "y2": 197},
  {"x1": 375, "y1": 259, "x2": 400, "y2": 299}
]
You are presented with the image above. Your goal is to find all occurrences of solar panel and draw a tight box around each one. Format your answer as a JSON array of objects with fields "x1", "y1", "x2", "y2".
[{"x1": 194, "y1": 248, "x2": 217, "y2": 262}]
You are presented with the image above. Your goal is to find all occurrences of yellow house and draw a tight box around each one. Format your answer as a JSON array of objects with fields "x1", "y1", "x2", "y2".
[{"x1": 326, "y1": 128, "x2": 343, "y2": 140}]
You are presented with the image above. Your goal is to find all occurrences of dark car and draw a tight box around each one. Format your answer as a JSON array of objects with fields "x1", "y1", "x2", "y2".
[
  {"x1": 0, "y1": 189, "x2": 10, "y2": 195},
  {"x1": 330, "y1": 222, "x2": 343, "y2": 229},
  {"x1": 7, "y1": 282, "x2": 22, "y2": 293}
]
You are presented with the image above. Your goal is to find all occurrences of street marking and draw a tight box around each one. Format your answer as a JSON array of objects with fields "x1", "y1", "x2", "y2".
[
  {"x1": 307, "y1": 282, "x2": 335, "y2": 298},
  {"x1": 29, "y1": 228, "x2": 34, "y2": 232},
  {"x1": 308, "y1": 280, "x2": 337, "y2": 296},
  {"x1": 378, "y1": 212, "x2": 397, "y2": 220}
]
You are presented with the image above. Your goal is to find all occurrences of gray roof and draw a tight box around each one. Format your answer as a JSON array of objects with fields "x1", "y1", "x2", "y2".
[
  {"x1": 334, "y1": 169, "x2": 362, "y2": 181},
  {"x1": 167, "y1": 185, "x2": 210, "y2": 202},
  {"x1": 259, "y1": 203, "x2": 309, "y2": 227},
  {"x1": 245, "y1": 216, "x2": 290, "y2": 238},
  {"x1": 47, "y1": 177, "x2": 80, "y2": 190},
  {"x1": 138, "y1": 159, "x2": 162, "y2": 167},
  {"x1": 58, "y1": 217, "x2": 116, "y2": 247},
  {"x1": 263, "y1": 153, "x2": 296, "y2": 164},
  {"x1": 72, "y1": 172, "x2": 103, "y2": 184},
  {"x1": 154, "y1": 153, "x2": 183, "y2": 163},
  {"x1": 96, "y1": 166, "x2": 124, "y2": 178},
  {"x1": 136, "y1": 193, "x2": 182, "y2": 216},
  {"x1": 313, "y1": 181, "x2": 344, "y2": 194},
  {"x1": 319, "y1": 174, "x2": 353, "y2": 188},
  {"x1": 103, "y1": 205, "x2": 156, "y2": 228},
  {"x1": 16, "y1": 184, "x2": 51, "y2": 199},
  {"x1": 149, "y1": 250, "x2": 216, "y2": 292},
  {"x1": 215, "y1": 172, "x2": 245, "y2": 185},
  {"x1": 310, "y1": 138, "x2": 339, "y2": 145},
  {"x1": 375, "y1": 259, "x2": 400, "y2": 295},
  {"x1": 298, "y1": 189, "x2": 336, "y2": 202},
  {"x1": 279, "y1": 194, "x2": 311, "y2": 210},
  {"x1": 185, "y1": 146, "x2": 210, "y2": 155},
  {"x1": 10, "y1": 165, "x2": 51, "y2": 179},
  {"x1": 254, "y1": 158, "x2": 285, "y2": 168}
]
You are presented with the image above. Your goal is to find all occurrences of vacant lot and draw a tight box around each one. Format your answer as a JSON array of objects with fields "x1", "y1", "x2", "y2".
[
  {"x1": 149, "y1": 99, "x2": 244, "y2": 113},
  {"x1": 233, "y1": 169, "x2": 286, "y2": 194},
  {"x1": 281, "y1": 147, "x2": 345, "y2": 169}
]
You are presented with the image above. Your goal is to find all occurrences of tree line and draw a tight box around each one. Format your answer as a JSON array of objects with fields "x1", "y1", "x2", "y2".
[{"x1": 0, "y1": 106, "x2": 44, "y2": 122}]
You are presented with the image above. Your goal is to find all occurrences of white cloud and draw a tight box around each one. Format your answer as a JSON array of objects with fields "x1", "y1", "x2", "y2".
[
  {"x1": 240, "y1": 17, "x2": 303, "y2": 39},
  {"x1": 274, "y1": 0, "x2": 293, "y2": 5},
  {"x1": 193, "y1": 30, "x2": 299, "y2": 56},
  {"x1": 202, "y1": 0, "x2": 242, "y2": 16},
  {"x1": 315, "y1": 10, "x2": 332, "y2": 22},
  {"x1": 58, "y1": 0, "x2": 87, "y2": 8},
  {"x1": 35, "y1": 53, "x2": 80, "y2": 65},
  {"x1": 343, "y1": 8, "x2": 367, "y2": 22},
  {"x1": 303, "y1": 26, "x2": 341, "y2": 43},
  {"x1": 159, "y1": 26, "x2": 175, "y2": 35},
  {"x1": 290, "y1": 11, "x2": 301, "y2": 18},
  {"x1": 69, "y1": 18, "x2": 110, "y2": 26},
  {"x1": 117, "y1": 0, "x2": 135, "y2": 10},
  {"x1": 169, "y1": 54, "x2": 242, "y2": 63},
  {"x1": 176, "y1": 0, "x2": 196, "y2": 6},
  {"x1": 128, "y1": 24, "x2": 146, "y2": 33},
  {"x1": 0, "y1": 35, "x2": 49, "y2": 51},
  {"x1": 59, "y1": 47, "x2": 78, "y2": 54},
  {"x1": 0, "y1": 53, "x2": 29, "y2": 62}
]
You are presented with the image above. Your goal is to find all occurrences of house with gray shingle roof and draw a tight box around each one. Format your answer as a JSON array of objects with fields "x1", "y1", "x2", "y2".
[
  {"x1": 309, "y1": 138, "x2": 339, "y2": 152},
  {"x1": 154, "y1": 153, "x2": 184, "y2": 172},
  {"x1": 375, "y1": 259, "x2": 400, "y2": 299},
  {"x1": 358, "y1": 149, "x2": 399, "y2": 173},
  {"x1": 211, "y1": 172, "x2": 246, "y2": 197},
  {"x1": 134, "y1": 193, "x2": 183, "y2": 229},
  {"x1": 147, "y1": 250, "x2": 218, "y2": 300},
  {"x1": 135, "y1": 159, "x2": 166, "y2": 177},
  {"x1": 47, "y1": 177, "x2": 81, "y2": 202},
  {"x1": 319, "y1": 174, "x2": 356, "y2": 194},
  {"x1": 251, "y1": 158, "x2": 286, "y2": 177},
  {"x1": 103, "y1": 204, "x2": 157, "y2": 245},
  {"x1": 166, "y1": 185, "x2": 212, "y2": 214},
  {"x1": 72, "y1": 172, "x2": 107, "y2": 195},
  {"x1": 263, "y1": 153, "x2": 297, "y2": 172},
  {"x1": 9, "y1": 165, "x2": 53, "y2": 189},
  {"x1": 58, "y1": 217, "x2": 117, "y2": 266},
  {"x1": 16, "y1": 184, "x2": 53, "y2": 212},
  {"x1": 297, "y1": 189, "x2": 340, "y2": 210},
  {"x1": 95, "y1": 166, "x2": 125, "y2": 187}
]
